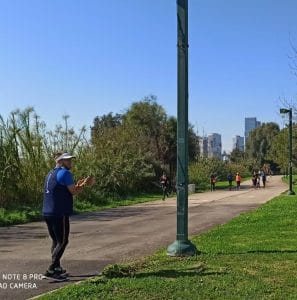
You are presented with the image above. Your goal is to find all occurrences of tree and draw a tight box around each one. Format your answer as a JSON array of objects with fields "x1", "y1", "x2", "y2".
[
  {"x1": 245, "y1": 122, "x2": 280, "y2": 167},
  {"x1": 160, "y1": 117, "x2": 199, "y2": 179},
  {"x1": 123, "y1": 95, "x2": 167, "y2": 169},
  {"x1": 123, "y1": 95, "x2": 199, "y2": 176},
  {"x1": 90, "y1": 95, "x2": 200, "y2": 194},
  {"x1": 229, "y1": 148, "x2": 245, "y2": 163},
  {"x1": 81, "y1": 124, "x2": 155, "y2": 200},
  {"x1": 89, "y1": 96, "x2": 176, "y2": 197},
  {"x1": 268, "y1": 124, "x2": 297, "y2": 174},
  {"x1": 91, "y1": 112, "x2": 122, "y2": 142}
]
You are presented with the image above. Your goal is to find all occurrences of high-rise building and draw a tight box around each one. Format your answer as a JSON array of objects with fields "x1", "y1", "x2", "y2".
[
  {"x1": 232, "y1": 135, "x2": 244, "y2": 152},
  {"x1": 245, "y1": 117, "x2": 261, "y2": 144},
  {"x1": 199, "y1": 137, "x2": 208, "y2": 158},
  {"x1": 208, "y1": 133, "x2": 222, "y2": 159}
]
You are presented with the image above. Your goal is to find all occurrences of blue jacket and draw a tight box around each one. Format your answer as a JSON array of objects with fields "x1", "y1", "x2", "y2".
[{"x1": 42, "y1": 167, "x2": 74, "y2": 217}]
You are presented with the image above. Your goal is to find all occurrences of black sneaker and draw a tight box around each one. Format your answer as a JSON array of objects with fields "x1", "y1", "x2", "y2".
[
  {"x1": 43, "y1": 269, "x2": 68, "y2": 281},
  {"x1": 54, "y1": 266, "x2": 67, "y2": 275}
]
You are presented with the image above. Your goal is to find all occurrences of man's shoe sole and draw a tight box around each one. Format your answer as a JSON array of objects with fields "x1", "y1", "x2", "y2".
[{"x1": 42, "y1": 275, "x2": 69, "y2": 282}]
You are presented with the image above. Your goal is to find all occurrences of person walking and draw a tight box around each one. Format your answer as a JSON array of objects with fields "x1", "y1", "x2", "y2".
[
  {"x1": 42, "y1": 152, "x2": 95, "y2": 280},
  {"x1": 210, "y1": 174, "x2": 217, "y2": 191},
  {"x1": 255, "y1": 172, "x2": 261, "y2": 188},
  {"x1": 227, "y1": 172, "x2": 233, "y2": 191},
  {"x1": 235, "y1": 172, "x2": 241, "y2": 190},
  {"x1": 252, "y1": 173, "x2": 257, "y2": 188},
  {"x1": 256, "y1": 175, "x2": 261, "y2": 188},
  {"x1": 262, "y1": 172, "x2": 267, "y2": 188},
  {"x1": 160, "y1": 172, "x2": 170, "y2": 200}
]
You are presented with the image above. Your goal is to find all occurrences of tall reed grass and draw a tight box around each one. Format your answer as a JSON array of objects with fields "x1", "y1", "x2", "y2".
[{"x1": 0, "y1": 107, "x2": 86, "y2": 207}]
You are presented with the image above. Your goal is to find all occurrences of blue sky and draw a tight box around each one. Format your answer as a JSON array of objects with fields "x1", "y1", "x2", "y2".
[{"x1": 0, "y1": 0, "x2": 297, "y2": 151}]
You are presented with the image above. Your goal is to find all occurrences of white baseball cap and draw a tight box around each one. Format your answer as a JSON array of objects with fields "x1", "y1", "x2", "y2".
[{"x1": 55, "y1": 152, "x2": 76, "y2": 162}]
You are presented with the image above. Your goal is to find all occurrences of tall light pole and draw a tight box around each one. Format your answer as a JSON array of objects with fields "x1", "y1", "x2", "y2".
[
  {"x1": 280, "y1": 108, "x2": 295, "y2": 195},
  {"x1": 167, "y1": 0, "x2": 198, "y2": 256}
]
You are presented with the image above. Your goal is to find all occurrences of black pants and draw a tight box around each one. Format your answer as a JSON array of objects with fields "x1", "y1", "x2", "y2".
[
  {"x1": 210, "y1": 182, "x2": 215, "y2": 191},
  {"x1": 44, "y1": 216, "x2": 70, "y2": 270},
  {"x1": 162, "y1": 185, "x2": 169, "y2": 200}
]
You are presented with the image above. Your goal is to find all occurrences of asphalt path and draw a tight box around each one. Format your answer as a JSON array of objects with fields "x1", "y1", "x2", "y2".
[{"x1": 0, "y1": 176, "x2": 287, "y2": 299}]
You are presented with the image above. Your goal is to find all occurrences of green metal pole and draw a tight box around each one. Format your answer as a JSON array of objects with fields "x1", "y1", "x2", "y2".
[
  {"x1": 288, "y1": 108, "x2": 295, "y2": 195},
  {"x1": 167, "y1": 0, "x2": 198, "y2": 256}
]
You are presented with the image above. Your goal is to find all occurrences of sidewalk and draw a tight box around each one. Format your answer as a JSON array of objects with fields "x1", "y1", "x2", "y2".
[{"x1": 0, "y1": 176, "x2": 287, "y2": 300}]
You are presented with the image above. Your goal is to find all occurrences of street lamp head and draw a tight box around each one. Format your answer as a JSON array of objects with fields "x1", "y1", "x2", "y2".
[{"x1": 280, "y1": 108, "x2": 290, "y2": 114}]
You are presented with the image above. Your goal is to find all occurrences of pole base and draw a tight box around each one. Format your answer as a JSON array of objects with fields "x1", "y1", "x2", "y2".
[
  {"x1": 167, "y1": 240, "x2": 199, "y2": 257},
  {"x1": 287, "y1": 190, "x2": 295, "y2": 195}
]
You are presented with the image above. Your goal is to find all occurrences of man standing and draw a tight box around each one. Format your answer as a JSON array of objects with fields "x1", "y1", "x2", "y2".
[{"x1": 42, "y1": 152, "x2": 95, "y2": 280}]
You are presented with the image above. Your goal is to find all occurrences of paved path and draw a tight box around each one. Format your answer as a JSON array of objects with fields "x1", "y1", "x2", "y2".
[{"x1": 0, "y1": 176, "x2": 287, "y2": 299}]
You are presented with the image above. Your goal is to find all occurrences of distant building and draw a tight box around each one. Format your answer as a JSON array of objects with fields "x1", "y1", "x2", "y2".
[
  {"x1": 232, "y1": 135, "x2": 244, "y2": 152},
  {"x1": 208, "y1": 133, "x2": 222, "y2": 159},
  {"x1": 199, "y1": 137, "x2": 208, "y2": 158},
  {"x1": 222, "y1": 151, "x2": 229, "y2": 162},
  {"x1": 245, "y1": 117, "x2": 261, "y2": 145}
]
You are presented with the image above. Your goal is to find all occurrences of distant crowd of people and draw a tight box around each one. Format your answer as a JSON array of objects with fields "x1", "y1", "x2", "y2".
[
  {"x1": 210, "y1": 169, "x2": 270, "y2": 192},
  {"x1": 159, "y1": 168, "x2": 271, "y2": 201},
  {"x1": 210, "y1": 172, "x2": 242, "y2": 191},
  {"x1": 251, "y1": 170, "x2": 267, "y2": 188}
]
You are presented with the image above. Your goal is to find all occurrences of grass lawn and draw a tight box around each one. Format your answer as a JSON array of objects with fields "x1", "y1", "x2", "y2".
[
  {"x1": 0, "y1": 193, "x2": 163, "y2": 227},
  {"x1": 37, "y1": 184, "x2": 297, "y2": 300}
]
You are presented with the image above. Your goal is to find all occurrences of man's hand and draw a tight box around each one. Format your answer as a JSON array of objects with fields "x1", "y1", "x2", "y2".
[
  {"x1": 68, "y1": 184, "x2": 83, "y2": 195},
  {"x1": 76, "y1": 179, "x2": 85, "y2": 187},
  {"x1": 85, "y1": 176, "x2": 96, "y2": 186},
  {"x1": 76, "y1": 176, "x2": 96, "y2": 187}
]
